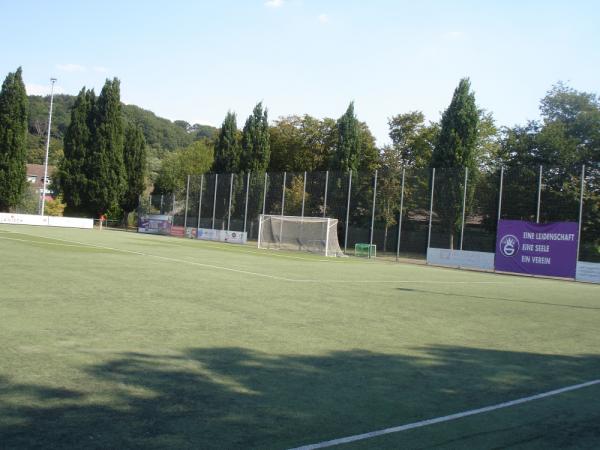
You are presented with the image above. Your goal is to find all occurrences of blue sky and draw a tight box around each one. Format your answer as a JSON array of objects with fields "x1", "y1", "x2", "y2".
[{"x1": 2, "y1": 0, "x2": 599, "y2": 144}]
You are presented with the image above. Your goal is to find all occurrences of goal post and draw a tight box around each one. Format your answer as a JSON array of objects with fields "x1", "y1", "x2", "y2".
[{"x1": 258, "y1": 215, "x2": 345, "y2": 257}]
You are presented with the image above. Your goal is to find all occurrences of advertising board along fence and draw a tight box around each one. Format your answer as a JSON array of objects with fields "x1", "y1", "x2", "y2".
[
  {"x1": 138, "y1": 214, "x2": 172, "y2": 235},
  {"x1": 426, "y1": 248, "x2": 495, "y2": 271},
  {"x1": 495, "y1": 220, "x2": 579, "y2": 278},
  {"x1": 196, "y1": 228, "x2": 248, "y2": 244},
  {"x1": 0, "y1": 212, "x2": 93, "y2": 229}
]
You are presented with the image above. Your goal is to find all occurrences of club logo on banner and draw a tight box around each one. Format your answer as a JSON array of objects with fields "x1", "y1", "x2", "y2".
[
  {"x1": 495, "y1": 220, "x2": 579, "y2": 278},
  {"x1": 498, "y1": 234, "x2": 519, "y2": 257}
]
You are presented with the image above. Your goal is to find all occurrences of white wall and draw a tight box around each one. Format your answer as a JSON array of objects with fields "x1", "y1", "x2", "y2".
[
  {"x1": 576, "y1": 261, "x2": 600, "y2": 284},
  {"x1": 426, "y1": 248, "x2": 495, "y2": 271},
  {"x1": 0, "y1": 213, "x2": 93, "y2": 229},
  {"x1": 196, "y1": 228, "x2": 247, "y2": 244}
]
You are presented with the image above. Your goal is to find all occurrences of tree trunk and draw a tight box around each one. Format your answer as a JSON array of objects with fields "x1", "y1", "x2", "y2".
[{"x1": 122, "y1": 211, "x2": 130, "y2": 231}]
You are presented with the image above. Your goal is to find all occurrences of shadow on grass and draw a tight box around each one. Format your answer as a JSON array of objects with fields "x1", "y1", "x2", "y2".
[{"x1": 1, "y1": 346, "x2": 599, "y2": 449}]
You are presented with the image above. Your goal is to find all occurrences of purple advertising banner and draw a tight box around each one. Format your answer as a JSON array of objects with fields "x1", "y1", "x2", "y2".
[
  {"x1": 495, "y1": 220, "x2": 579, "y2": 278},
  {"x1": 138, "y1": 214, "x2": 172, "y2": 235}
]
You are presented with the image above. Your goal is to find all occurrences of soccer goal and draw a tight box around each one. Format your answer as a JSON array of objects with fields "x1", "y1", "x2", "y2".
[
  {"x1": 257, "y1": 215, "x2": 345, "y2": 257},
  {"x1": 355, "y1": 243, "x2": 376, "y2": 258}
]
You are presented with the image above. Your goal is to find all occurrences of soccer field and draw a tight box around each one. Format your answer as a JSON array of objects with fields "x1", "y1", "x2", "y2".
[{"x1": 1, "y1": 224, "x2": 599, "y2": 449}]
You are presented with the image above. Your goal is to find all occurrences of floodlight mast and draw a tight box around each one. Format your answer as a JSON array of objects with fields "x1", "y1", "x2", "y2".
[{"x1": 40, "y1": 78, "x2": 57, "y2": 217}]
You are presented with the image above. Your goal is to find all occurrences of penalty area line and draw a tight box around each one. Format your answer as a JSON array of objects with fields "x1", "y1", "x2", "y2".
[{"x1": 288, "y1": 379, "x2": 600, "y2": 450}]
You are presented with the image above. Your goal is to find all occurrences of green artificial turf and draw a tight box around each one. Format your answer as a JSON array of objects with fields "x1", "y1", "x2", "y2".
[{"x1": 0, "y1": 224, "x2": 599, "y2": 449}]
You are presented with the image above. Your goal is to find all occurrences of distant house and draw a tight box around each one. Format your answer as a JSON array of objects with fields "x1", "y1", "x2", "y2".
[{"x1": 26, "y1": 164, "x2": 56, "y2": 200}]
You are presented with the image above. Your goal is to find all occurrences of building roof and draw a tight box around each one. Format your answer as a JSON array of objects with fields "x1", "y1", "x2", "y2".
[{"x1": 26, "y1": 164, "x2": 57, "y2": 190}]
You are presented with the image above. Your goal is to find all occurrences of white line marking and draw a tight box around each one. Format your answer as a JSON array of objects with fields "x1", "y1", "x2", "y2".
[
  {"x1": 0, "y1": 231, "x2": 297, "y2": 281},
  {"x1": 1, "y1": 229, "x2": 506, "y2": 285},
  {"x1": 292, "y1": 280, "x2": 502, "y2": 284},
  {"x1": 0, "y1": 236, "x2": 95, "y2": 248},
  {"x1": 288, "y1": 379, "x2": 600, "y2": 450}
]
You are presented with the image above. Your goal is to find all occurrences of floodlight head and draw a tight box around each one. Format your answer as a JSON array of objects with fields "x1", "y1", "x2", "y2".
[{"x1": 50, "y1": 78, "x2": 57, "y2": 83}]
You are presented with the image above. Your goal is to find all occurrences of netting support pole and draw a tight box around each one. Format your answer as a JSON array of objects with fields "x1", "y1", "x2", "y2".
[
  {"x1": 536, "y1": 164, "x2": 543, "y2": 223},
  {"x1": 460, "y1": 167, "x2": 468, "y2": 250},
  {"x1": 325, "y1": 218, "x2": 331, "y2": 257},
  {"x1": 497, "y1": 166, "x2": 504, "y2": 225},
  {"x1": 257, "y1": 215, "x2": 263, "y2": 249},
  {"x1": 280, "y1": 172, "x2": 286, "y2": 246},
  {"x1": 396, "y1": 168, "x2": 405, "y2": 262},
  {"x1": 212, "y1": 173, "x2": 218, "y2": 229},
  {"x1": 172, "y1": 193, "x2": 175, "y2": 217},
  {"x1": 301, "y1": 171, "x2": 306, "y2": 218},
  {"x1": 344, "y1": 170, "x2": 352, "y2": 253},
  {"x1": 576, "y1": 164, "x2": 586, "y2": 263},
  {"x1": 323, "y1": 170, "x2": 329, "y2": 217},
  {"x1": 227, "y1": 173, "x2": 234, "y2": 231},
  {"x1": 369, "y1": 170, "x2": 378, "y2": 248},
  {"x1": 262, "y1": 172, "x2": 268, "y2": 216},
  {"x1": 160, "y1": 194, "x2": 163, "y2": 214},
  {"x1": 184, "y1": 175, "x2": 190, "y2": 230},
  {"x1": 197, "y1": 174, "x2": 204, "y2": 229},
  {"x1": 281, "y1": 171, "x2": 286, "y2": 217},
  {"x1": 427, "y1": 168, "x2": 436, "y2": 252},
  {"x1": 40, "y1": 78, "x2": 56, "y2": 217},
  {"x1": 243, "y1": 172, "x2": 250, "y2": 234}
]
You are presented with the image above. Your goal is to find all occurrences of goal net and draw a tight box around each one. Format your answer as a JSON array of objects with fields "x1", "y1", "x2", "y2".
[{"x1": 258, "y1": 215, "x2": 345, "y2": 257}]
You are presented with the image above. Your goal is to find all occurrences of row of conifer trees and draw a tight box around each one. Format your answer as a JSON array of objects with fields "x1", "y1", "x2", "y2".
[{"x1": 0, "y1": 67, "x2": 146, "y2": 219}]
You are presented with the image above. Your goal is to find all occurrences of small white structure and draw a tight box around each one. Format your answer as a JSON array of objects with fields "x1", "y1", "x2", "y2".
[{"x1": 0, "y1": 212, "x2": 93, "y2": 229}]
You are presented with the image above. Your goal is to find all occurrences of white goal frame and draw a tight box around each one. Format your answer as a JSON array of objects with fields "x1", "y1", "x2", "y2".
[{"x1": 257, "y1": 214, "x2": 343, "y2": 257}]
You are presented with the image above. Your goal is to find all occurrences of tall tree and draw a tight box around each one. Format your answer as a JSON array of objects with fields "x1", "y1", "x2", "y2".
[
  {"x1": 475, "y1": 110, "x2": 501, "y2": 171},
  {"x1": 357, "y1": 121, "x2": 380, "y2": 172},
  {"x1": 213, "y1": 111, "x2": 241, "y2": 173},
  {"x1": 0, "y1": 67, "x2": 28, "y2": 211},
  {"x1": 121, "y1": 123, "x2": 147, "y2": 220},
  {"x1": 500, "y1": 83, "x2": 600, "y2": 170},
  {"x1": 380, "y1": 116, "x2": 438, "y2": 246},
  {"x1": 387, "y1": 111, "x2": 438, "y2": 169},
  {"x1": 268, "y1": 115, "x2": 336, "y2": 172},
  {"x1": 331, "y1": 102, "x2": 361, "y2": 171},
  {"x1": 540, "y1": 81, "x2": 600, "y2": 126},
  {"x1": 240, "y1": 102, "x2": 270, "y2": 173},
  {"x1": 332, "y1": 109, "x2": 379, "y2": 230},
  {"x1": 57, "y1": 87, "x2": 95, "y2": 215},
  {"x1": 538, "y1": 82, "x2": 600, "y2": 168},
  {"x1": 154, "y1": 140, "x2": 214, "y2": 194},
  {"x1": 430, "y1": 78, "x2": 479, "y2": 249},
  {"x1": 209, "y1": 123, "x2": 236, "y2": 223},
  {"x1": 498, "y1": 83, "x2": 600, "y2": 247},
  {"x1": 86, "y1": 78, "x2": 126, "y2": 217},
  {"x1": 431, "y1": 78, "x2": 479, "y2": 169}
]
